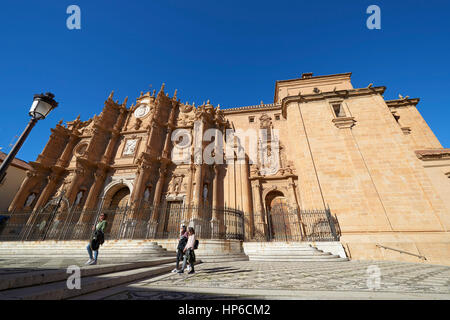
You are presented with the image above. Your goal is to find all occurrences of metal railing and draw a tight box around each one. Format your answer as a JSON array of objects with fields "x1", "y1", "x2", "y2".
[
  {"x1": 0, "y1": 204, "x2": 340, "y2": 243},
  {"x1": 248, "y1": 206, "x2": 341, "y2": 242},
  {"x1": 376, "y1": 244, "x2": 427, "y2": 260},
  {"x1": 0, "y1": 205, "x2": 245, "y2": 242}
]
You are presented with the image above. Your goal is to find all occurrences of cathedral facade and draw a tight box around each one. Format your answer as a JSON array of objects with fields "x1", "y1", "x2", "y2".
[{"x1": 7, "y1": 72, "x2": 450, "y2": 265}]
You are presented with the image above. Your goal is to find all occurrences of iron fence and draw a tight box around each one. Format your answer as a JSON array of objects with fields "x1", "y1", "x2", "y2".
[
  {"x1": 0, "y1": 205, "x2": 245, "y2": 242},
  {"x1": 248, "y1": 206, "x2": 340, "y2": 242},
  {"x1": 0, "y1": 204, "x2": 339, "y2": 242}
]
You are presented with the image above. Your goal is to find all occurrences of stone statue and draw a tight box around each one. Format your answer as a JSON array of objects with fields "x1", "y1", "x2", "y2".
[
  {"x1": 144, "y1": 188, "x2": 151, "y2": 202},
  {"x1": 203, "y1": 185, "x2": 208, "y2": 203},
  {"x1": 25, "y1": 193, "x2": 36, "y2": 207},
  {"x1": 74, "y1": 191, "x2": 83, "y2": 206}
]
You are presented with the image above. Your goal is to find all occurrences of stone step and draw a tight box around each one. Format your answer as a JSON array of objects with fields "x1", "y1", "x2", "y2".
[
  {"x1": 245, "y1": 248, "x2": 323, "y2": 254},
  {"x1": 243, "y1": 243, "x2": 315, "y2": 247},
  {"x1": 0, "y1": 254, "x2": 174, "y2": 260},
  {"x1": 248, "y1": 253, "x2": 341, "y2": 259},
  {"x1": 246, "y1": 251, "x2": 333, "y2": 257},
  {"x1": 0, "y1": 243, "x2": 164, "y2": 248},
  {"x1": 0, "y1": 257, "x2": 176, "y2": 291},
  {"x1": 244, "y1": 242, "x2": 347, "y2": 262},
  {"x1": 0, "y1": 241, "x2": 161, "y2": 247},
  {"x1": 0, "y1": 252, "x2": 169, "y2": 257},
  {"x1": 0, "y1": 262, "x2": 178, "y2": 300},
  {"x1": 196, "y1": 254, "x2": 250, "y2": 263},
  {"x1": 0, "y1": 248, "x2": 169, "y2": 253},
  {"x1": 248, "y1": 256, "x2": 349, "y2": 262}
]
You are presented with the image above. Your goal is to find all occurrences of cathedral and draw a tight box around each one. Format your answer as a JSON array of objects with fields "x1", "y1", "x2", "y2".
[{"x1": 6, "y1": 72, "x2": 450, "y2": 265}]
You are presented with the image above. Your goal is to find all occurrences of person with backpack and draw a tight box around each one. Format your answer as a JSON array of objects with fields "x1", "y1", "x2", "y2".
[
  {"x1": 178, "y1": 226, "x2": 197, "y2": 274},
  {"x1": 171, "y1": 224, "x2": 188, "y2": 273},
  {"x1": 86, "y1": 213, "x2": 107, "y2": 265}
]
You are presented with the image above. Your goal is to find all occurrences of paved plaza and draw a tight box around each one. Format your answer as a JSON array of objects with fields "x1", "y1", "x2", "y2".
[
  {"x1": 0, "y1": 257, "x2": 131, "y2": 277},
  {"x1": 74, "y1": 260, "x2": 450, "y2": 300}
]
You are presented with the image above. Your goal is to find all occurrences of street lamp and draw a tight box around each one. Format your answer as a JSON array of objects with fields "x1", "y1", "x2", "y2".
[{"x1": 0, "y1": 93, "x2": 58, "y2": 184}]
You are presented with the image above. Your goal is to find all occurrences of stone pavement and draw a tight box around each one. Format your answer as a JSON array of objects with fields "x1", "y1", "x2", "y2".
[
  {"x1": 0, "y1": 257, "x2": 134, "y2": 277},
  {"x1": 75, "y1": 260, "x2": 450, "y2": 300}
]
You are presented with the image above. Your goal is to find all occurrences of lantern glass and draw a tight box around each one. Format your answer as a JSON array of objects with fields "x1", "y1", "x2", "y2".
[{"x1": 29, "y1": 97, "x2": 54, "y2": 120}]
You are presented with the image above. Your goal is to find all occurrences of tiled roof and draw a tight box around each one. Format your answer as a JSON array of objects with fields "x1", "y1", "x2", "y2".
[{"x1": 0, "y1": 151, "x2": 32, "y2": 171}]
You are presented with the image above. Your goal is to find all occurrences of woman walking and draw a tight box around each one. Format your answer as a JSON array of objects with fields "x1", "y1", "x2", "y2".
[
  {"x1": 178, "y1": 227, "x2": 196, "y2": 274},
  {"x1": 172, "y1": 224, "x2": 188, "y2": 273},
  {"x1": 86, "y1": 213, "x2": 107, "y2": 265}
]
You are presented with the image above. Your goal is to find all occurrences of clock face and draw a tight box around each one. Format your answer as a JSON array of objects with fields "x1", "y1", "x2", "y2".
[{"x1": 134, "y1": 104, "x2": 150, "y2": 118}]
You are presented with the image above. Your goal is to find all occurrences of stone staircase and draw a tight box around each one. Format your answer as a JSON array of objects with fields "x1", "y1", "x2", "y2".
[
  {"x1": 0, "y1": 240, "x2": 188, "y2": 299},
  {"x1": 0, "y1": 240, "x2": 173, "y2": 260},
  {"x1": 0, "y1": 258, "x2": 178, "y2": 299},
  {"x1": 243, "y1": 242, "x2": 348, "y2": 262}
]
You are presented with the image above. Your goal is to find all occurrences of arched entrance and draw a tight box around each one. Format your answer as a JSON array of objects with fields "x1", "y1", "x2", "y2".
[
  {"x1": 109, "y1": 187, "x2": 130, "y2": 209},
  {"x1": 265, "y1": 190, "x2": 299, "y2": 241},
  {"x1": 103, "y1": 186, "x2": 131, "y2": 236}
]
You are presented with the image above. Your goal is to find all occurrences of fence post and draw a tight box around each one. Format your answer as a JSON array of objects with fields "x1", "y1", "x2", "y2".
[{"x1": 325, "y1": 206, "x2": 338, "y2": 241}]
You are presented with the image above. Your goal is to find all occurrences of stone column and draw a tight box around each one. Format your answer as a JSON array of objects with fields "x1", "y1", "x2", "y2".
[
  {"x1": 287, "y1": 177, "x2": 303, "y2": 240},
  {"x1": 240, "y1": 157, "x2": 253, "y2": 239},
  {"x1": 81, "y1": 168, "x2": 107, "y2": 213},
  {"x1": 130, "y1": 120, "x2": 157, "y2": 208},
  {"x1": 287, "y1": 177, "x2": 299, "y2": 210},
  {"x1": 8, "y1": 171, "x2": 44, "y2": 212},
  {"x1": 211, "y1": 164, "x2": 220, "y2": 238},
  {"x1": 55, "y1": 133, "x2": 79, "y2": 168},
  {"x1": 185, "y1": 164, "x2": 194, "y2": 205},
  {"x1": 62, "y1": 166, "x2": 87, "y2": 214},
  {"x1": 130, "y1": 161, "x2": 153, "y2": 208},
  {"x1": 32, "y1": 173, "x2": 60, "y2": 211},
  {"x1": 151, "y1": 163, "x2": 168, "y2": 222},
  {"x1": 251, "y1": 179, "x2": 266, "y2": 240},
  {"x1": 192, "y1": 164, "x2": 203, "y2": 209},
  {"x1": 36, "y1": 130, "x2": 65, "y2": 165},
  {"x1": 189, "y1": 163, "x2": 204, "y2": 234}
]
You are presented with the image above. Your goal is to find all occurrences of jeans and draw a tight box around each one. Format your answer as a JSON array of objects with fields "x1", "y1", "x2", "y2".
[
  {"x1": 176, "y1": 249, "x2": 184, "y2": 269},
  {"x1": 87, "y1": 244, "x2": 98, "y2": 261},
  {"x1": 181, "y1": 248, "x2": 194, "y2": 271}
]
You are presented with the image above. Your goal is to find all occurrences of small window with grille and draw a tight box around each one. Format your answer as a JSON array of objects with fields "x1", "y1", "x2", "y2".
[{"x1": 332, "y1": 103, "x2": 346, "y2": 117}]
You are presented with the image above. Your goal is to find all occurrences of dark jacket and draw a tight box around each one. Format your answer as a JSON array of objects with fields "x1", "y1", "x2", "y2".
[
  {"x1": 90, "y1": 230, "x2": 105, "y2": 251},
  {"x1": 177, "y1": 236, "x2": 188, "y2": 251}
]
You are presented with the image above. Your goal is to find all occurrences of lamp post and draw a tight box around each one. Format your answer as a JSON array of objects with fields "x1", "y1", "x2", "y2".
[{"x1": 0, "y1": 92, "x2": 58, "y2": 184}]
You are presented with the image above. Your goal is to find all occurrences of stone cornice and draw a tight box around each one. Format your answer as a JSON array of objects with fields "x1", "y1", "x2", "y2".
[
  {"x1": 415, "y1": 149, "x2": 450, "y2": 161},
  {"x1": 222, "y1": 103, "x2": 282, "y2": 115},
  {"x1": 274, "y1": 72, "x2": 353, "y2": 103},
  {"x1": 386, "y1": 98, "x2": 420, "y2": 108},
  {"x1": 332, "y1": 117, "x2": 357, "y2": 129},
  {"x1": 249, "y1": 173, "x2": 298, "y2": 181},
  {"x1": 281, "y1": 86, "x2": 386, "y2": 117},
  {"x1": 28, "y1": 161, "x2": 51, "y2": 174}
]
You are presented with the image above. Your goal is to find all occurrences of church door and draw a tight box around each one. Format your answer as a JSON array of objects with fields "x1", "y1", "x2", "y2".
[
  {"x1": 110, "y1": 188, "x2": 130, "y2": 209},
  {"x1": 108, "y1": 187, "x2": 130, "y2": 236},
  {"x1": 162, "y1": 201, "x2": 183, "y2": 238},
  {"x1": 268, "y1": 196, "x2": 291, "y2": 241}
]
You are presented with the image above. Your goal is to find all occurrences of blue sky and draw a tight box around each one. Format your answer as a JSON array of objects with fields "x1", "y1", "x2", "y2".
[{"x1": 0, "y1": 0, "x2": 449, "y2": 162}]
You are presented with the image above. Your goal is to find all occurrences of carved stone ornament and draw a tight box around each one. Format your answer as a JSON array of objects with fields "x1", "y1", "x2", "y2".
[
  {"x1": 134, "y1": 104, "x2": 150, "y2": 118},
  {"x1": 123, "y1": 139, "x2": 138, "y2": 156},
  {"x1": 75, "y1": 143, "x2": 88, "y2": 157},
  {"x1": 259, "y1": 114, "x2": 272, "y2": 128}
]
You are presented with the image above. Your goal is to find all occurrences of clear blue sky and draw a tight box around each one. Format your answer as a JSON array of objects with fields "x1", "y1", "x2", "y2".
[{"x1": 0, "y1": 0, "x2": 449, "y2": 162}]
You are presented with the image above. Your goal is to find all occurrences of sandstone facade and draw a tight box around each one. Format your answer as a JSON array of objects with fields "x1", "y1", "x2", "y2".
[{"x1": 8, "y1": 73, "x2": 450, "y2": 265}]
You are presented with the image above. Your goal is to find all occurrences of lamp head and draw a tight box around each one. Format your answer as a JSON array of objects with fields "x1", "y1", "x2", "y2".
[{"x1": 29, "y1": 92, "x2": 58, "y2": 120}]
